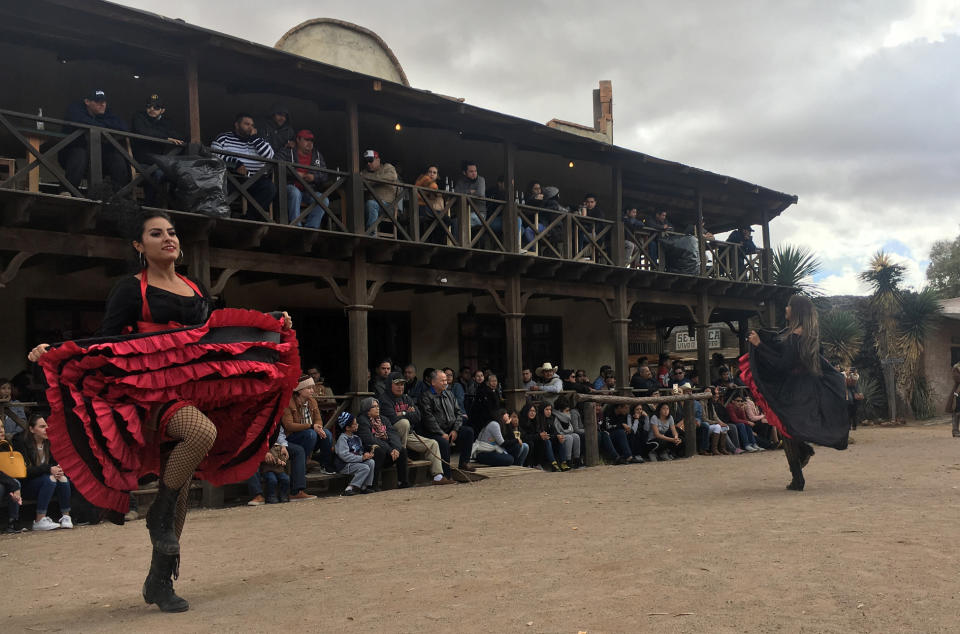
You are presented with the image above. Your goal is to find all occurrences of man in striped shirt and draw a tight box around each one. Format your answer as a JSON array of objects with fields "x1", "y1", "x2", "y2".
[{"x1": 211, "y1": 112, "x2": 276, "y2": 220}]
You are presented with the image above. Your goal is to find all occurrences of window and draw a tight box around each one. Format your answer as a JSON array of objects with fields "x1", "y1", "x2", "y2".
[{"x1": 458, "y1": 314, "x2": 563, "y2": 382}]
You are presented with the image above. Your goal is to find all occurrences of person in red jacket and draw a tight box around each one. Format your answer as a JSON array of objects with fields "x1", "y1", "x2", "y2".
[{"x1": 725, "y1": 395, "x2": 763, "y2": 452}]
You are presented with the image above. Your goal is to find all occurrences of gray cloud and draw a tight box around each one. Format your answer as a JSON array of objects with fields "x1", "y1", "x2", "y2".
[{"x1": 116, "y1": 0, "x2": 960, "y2": 293}]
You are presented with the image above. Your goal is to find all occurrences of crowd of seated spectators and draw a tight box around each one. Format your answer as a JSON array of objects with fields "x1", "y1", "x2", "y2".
[{"x1": 0, "y1": 348, "x2": 780, "y2": 532}]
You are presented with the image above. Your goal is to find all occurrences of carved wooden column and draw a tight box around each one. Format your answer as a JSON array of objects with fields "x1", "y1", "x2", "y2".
[
  {"x1": 486, "y1": 277, "x2": 528, "y2": 412},
  {"x1": 601, "y1": 285, "x2": 634, "y2": 396},
  {"x1": 346, "y1": 100, "x2": 364, "y2": 234},
  {"x1": 185, "y1": 51, "x2": 201, "y2": 144},
  {"x1": 503, "y1": 141, "x2": 519, "y2": 254}
]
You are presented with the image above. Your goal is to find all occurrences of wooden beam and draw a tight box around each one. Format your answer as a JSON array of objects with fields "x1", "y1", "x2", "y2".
[{"x1": 185, "y1": 51, "x2": 201, "y2": 144}]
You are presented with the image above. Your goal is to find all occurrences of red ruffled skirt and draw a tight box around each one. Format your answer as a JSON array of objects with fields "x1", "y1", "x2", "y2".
[
  {"x1": 738, "y1": 352, "x2": 789, "y2": 438},
  {"x1": 39, "y1": 308, "x2": 301, "y2": 514}
]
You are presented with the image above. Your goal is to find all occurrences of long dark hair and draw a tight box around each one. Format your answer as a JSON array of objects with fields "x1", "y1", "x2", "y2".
[{"x1": 784, "y1": 294, "x2": 822, "y2": 376}]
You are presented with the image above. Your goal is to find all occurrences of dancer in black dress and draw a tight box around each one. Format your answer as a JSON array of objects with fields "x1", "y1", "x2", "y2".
[
  {"x1": 28, "y1": 210, "x2": 299, "y2": 612},
  {"x1": 740, "y1": 295, "x2": 848, "y2": 491}
]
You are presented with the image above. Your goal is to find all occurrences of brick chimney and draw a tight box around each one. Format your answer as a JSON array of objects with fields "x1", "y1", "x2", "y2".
[{"x1": 546, "y1": 80, "x2": 613, "y2": 144}]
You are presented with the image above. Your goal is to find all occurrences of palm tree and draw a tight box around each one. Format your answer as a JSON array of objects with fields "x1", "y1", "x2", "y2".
[
  {"x1": 771, "y1": 244, "x2": 822, "y2": 296},
  {"x1": 895, "y1": 288, "x2": 942, "y2": 417},
  {"x1": 820, "y1": 310, "x2": 864, "y2": 366}
]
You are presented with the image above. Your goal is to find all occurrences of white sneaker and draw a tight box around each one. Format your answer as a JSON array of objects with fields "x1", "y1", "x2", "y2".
[
  {"x1": 657, "y1": 452, "x2": 670, "y2": 462},
  {"x1": 59, "y1": 516, "x2": 73, "y2": 529},
  {"x1": 754, "y1": 445, "x2": 766, "y2": 452},
  {"x1": 647, "y1": 453, "x2": 658, "y2": 463},
  {"x1": 745, "y1": 445, "x2": 758, "y2": 452},
  {"x1": 33, "y1": 517, "x2": 60, "y2": 531}
]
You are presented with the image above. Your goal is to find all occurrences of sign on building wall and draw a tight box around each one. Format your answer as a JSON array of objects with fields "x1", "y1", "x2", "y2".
[{"x1": 675, "y1": 329, "x2": 721, "y2": 351}]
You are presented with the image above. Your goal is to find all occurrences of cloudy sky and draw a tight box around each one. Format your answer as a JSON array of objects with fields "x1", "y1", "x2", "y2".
[{"x1": 114, "y1": 0, "x2": 960, "y2": 295}]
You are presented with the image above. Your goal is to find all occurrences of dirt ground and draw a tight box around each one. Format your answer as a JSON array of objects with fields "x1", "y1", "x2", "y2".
[{"x1": 4, "y1": 420, "x2": 960, "y2": 633}]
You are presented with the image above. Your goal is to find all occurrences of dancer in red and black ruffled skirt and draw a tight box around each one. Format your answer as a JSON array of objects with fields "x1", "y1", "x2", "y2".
[
  {"x1": 27, "y1": 210, "x2": 300, "y2": 613},
  {"x1": 739, "y1": 295, "x2": 848, "y2": 491}
]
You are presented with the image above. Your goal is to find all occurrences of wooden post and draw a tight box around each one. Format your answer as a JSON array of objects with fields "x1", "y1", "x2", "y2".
[
  {"x1": 696, "y1": 189, "x2": 707, "y2": 276},
  {"x1": 612, "y1": 284, "x2": 631, "y2": 395},
  {"x1": 346, "y1": 100, "x2": 364, "y2": 234},
  {"x1": 88, "y1": 128, "x2": 102, "y2": 188},
  {"x1": 582, "y1": 397, "x2": 599, "y2": 467},
  {"x1": 185, "y1": 239, "x2": 211, "y2": 290},
  {"x1": 503, "y1": 276, "x2": 525, "y2": 411},
  {"x1": 694, "y1": 291, "x2": 710, "y2": 455},
  {"x1": 610, "y1": 165, "x2": 624, "y2": 266},
  {"x1": 760, "y1": 210, "x2": 772, "y2": 284},
  {"x1": 737, "y1": 318, "x2": 748, "y2": 357},
  {"x1": 503, "y1": 141, "x2": 518, "y2": 253},
  {"x1": 185, "y1": 53, "x2": 201, "y2": 144},
  {"x1": 346, "y1": 249, "x2": 372, "y2": 411},
  {"x1": 683, "y1": 399, "x2": 696, "y2": 458}
]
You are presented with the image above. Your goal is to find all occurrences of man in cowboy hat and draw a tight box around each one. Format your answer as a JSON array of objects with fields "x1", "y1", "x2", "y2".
[{"x1": 535, "y1": 362, "x2": 563, "y2": 404}]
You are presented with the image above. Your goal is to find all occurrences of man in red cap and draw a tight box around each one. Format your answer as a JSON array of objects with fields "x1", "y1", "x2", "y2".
[{"x1": 277, "y1": 129, "x2": 329, "y2": 228}]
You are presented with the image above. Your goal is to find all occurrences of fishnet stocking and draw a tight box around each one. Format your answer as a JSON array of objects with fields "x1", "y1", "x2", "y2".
[
  {"x1": 175, "y1": 483, "x2": 190, "y2": 538},
  {"x1": 161, "y1": 405, "x2": 217, "y2": 491}
]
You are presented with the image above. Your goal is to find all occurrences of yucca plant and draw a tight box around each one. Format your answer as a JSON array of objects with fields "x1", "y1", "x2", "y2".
[
  {"x1": 909, "y1": 375, "x2": 938, "y2": 420},
  {"x1": 895, "y1": 288, "x2": 942, "y2": 415},
  {"x1": 858, "y1": 250, "x2": 904, "y2": 361},
  {"x1": 772, "y1": 244, "x2": 822, "y2": 296},
  {"x1": 857, "y1": 372, "x2": 886, "y2": 421},
  {"x1": 820, "y1": 310, "x2": 864, "y2": 367}
]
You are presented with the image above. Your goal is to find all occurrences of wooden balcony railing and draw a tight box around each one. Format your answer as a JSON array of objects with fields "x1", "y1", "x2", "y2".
[{"x1": 0, "y1": 109, "x2": 768, "y2": 282}]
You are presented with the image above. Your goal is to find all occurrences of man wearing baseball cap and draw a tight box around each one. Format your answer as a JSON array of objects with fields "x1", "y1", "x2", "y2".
[
  {"x1": 276, "y1": 129, "x2": 329, "y2": 228},
  {"x1": 60, "y1": 88, "x2": 130, "y2": 192},
  {"x1": 130, "y1": 94, "x2": 184, "y2": 206},
  {"x1": 361, "y1": 149, "x2": 398, "y2": 231}
]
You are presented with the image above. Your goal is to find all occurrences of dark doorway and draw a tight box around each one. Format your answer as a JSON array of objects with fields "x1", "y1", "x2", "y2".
[
  {"x1": 458, "y1": 314, "x2": 563, "y2": 384},
  {"x1": 292, "y1": 308, "x2": 411, "y2": 395}
]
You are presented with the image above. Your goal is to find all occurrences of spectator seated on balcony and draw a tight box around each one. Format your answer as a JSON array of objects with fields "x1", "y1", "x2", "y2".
[
  {"x1": 726, "y1": 225, "x2": 758, "y2": 278},
  {"x1": 473, "y1": 409, "x2": 521, "y2": 467},
  {"x1": 574, "y1": 193, "x2": 604, "y2": 256},
  {"x1": 646, "y1": 403, "x2": 683, "y2": 462},
  {"x1": 357, "y1": 397, "x2": 410, "y2": 490},
  {"x1": 362, "y1": 149, "x2": 399, "y2": 230},
  {"x1": 61, "y1": 88, "x2": 131, "y2": 192},
  {"x1": 14, "y1": 414, "x2": 73, "y2": 531},
  {"x1": 418, "y1": 369, "x2": 476, "y2": 478},
  {"x1": 369, "y1": 357, "x2": 393, "y2": 398},
  {"x1": 414, "y1": 165, "x2": 446, "y2": 241},
  {"x1": 453, "y1": 160, "x2": 486, "y2": 229},
  {"x1": 623, "y1": 206, "x2": 646, "y2": 266},
  {"x1": 527, "y1": 181, "x2": 545, "y2": 207},
  {"x1": 403, "y1": 364, "x2": 428, "y2": 400},
  {"x1": 725, "y1": 394, "x2": 763, "y2": 453},
  {"x1": 334, "y1": 413, "x2": 376, "y2": 496},
  {"x1": 212, "y1": 113, "x2": 276, "y2": 219},
  {"x1": 380, "y1": 373, "x2": 452, "y2": 485},
  {"x1": 519, "y1": 403, "x2": 561, "y2": 471},
  {"x1": 282, "y1": 376, "x2": 336, "y2": 486},
  {"x1": 598, "y1": 403, "x2": 637, "y2": 464},
  {"x1": 277, "y1": 129, "x2": 329, "y2": 228},
  {"x1": 130, "y1": 93, "x2": 184, "y2": 206},
  {"x1": 644, "y1": 209, "x2": 674, "y2": 267},
  {"x1": 630, "y1": 365, "x2": 659, "y2": 394},
  {"x1": 259, "y1": 104, "x2": 295, "y2": 154}
]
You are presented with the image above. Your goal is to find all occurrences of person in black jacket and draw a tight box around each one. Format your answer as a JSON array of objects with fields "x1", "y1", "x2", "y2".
[
  {"x1": 13, "y1": 414, "x2": 72, "y2": 531},
  {"x1": 130, "y1": 94, "x2": 184, "y2": 206},
  {"x1": 726, "y1": 225, "x2": 758, "y2": 279},
  {"x1": 60, "y1": 88, "x2": 130, "y2": 191},
  {"x1": 356, "y1": 397, "x2": 409, "y2": 490},
  {"x1": 417, "y1": 369, "x2": 476, "y2": 478},
  {"x1": 260, "y1": 104, "x2": 296, "y2": 153},
  {"x1": 379, "y1": 374, "x2": 451, "y2": 485},
  {"x1": 630, "y1": 365, "x2": 659, "y2": 394},
  {"x1": 469, "y1": 373, "x2": 502, "y2": 434}
]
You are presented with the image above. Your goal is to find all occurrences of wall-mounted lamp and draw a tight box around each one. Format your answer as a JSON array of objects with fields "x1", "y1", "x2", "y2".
[
  {"x1": 568, "y1": 161, "x2": 575, "y2": 168},
  {"x1": 394, "y1": 122, "x2": 402, "y2": 131}
]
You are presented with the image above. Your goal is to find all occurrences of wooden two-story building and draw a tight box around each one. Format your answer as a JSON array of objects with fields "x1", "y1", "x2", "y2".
[{"x1": 0, "y1": 0, "x2": 797, "y2": 409}]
